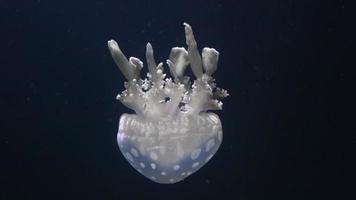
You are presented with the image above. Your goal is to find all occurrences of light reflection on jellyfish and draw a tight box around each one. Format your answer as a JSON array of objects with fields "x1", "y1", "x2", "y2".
[{"x1": 107, "y1": 23, "x2": 228, "y2": 184}]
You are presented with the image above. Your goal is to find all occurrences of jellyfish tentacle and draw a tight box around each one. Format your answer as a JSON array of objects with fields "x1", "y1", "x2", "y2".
[
  {"x1": 129, "y1": 57, "x2": 143, "y2": 80},
  {"x1": 166, "y1": 60, "x2": 177, "y2": 80},
  {"x1": 183, "y1": 22, "x2": 203, "y2": 79},
  {"x1": 108, "y1": 40, "x2": 138, "y2": 80},
  {"x1": 146, "y1": 42, "x2": 159, "y2": 82},
  {"x1": 167, "y1": 47, "x2": 189, "y2": 83},
  {"x1": 202, "y1": 47, "x2": 219, "y2": 76}
]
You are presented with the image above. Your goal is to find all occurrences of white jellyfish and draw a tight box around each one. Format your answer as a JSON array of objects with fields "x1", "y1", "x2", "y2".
[{"x1": 107, "y1": 23, "x2": 229, "y2": 184}]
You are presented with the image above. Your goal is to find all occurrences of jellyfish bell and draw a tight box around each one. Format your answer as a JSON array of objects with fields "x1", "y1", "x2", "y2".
[
  {"x1": 108, "y1": 23, "x2": 228, "y2": 184},
  {"x1": 117, "y1": 112, "x2": 222, "y2": 184}
]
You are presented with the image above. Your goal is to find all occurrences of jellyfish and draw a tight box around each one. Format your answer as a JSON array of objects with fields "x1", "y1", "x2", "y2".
[{"x1": 107, "y1": 23, "x2": 228, "y2": 184}]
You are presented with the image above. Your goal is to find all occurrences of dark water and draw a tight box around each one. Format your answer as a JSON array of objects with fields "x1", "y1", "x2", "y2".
[{"x1": 1, "y1": 0, "x2": 354, "y2": 199}]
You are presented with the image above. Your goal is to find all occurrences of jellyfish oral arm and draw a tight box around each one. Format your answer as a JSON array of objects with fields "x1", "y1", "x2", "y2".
[
  {"x1": 108, "y1": 23, "x2": 228, "y2": 184},
  {"x1": 108, "y1": 23, "x2": 228, "y2": 119}
]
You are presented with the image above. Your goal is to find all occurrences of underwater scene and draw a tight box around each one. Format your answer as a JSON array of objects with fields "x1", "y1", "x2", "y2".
[{"x1": 1, "y1": 0, "x2": 353, "y2": 199}]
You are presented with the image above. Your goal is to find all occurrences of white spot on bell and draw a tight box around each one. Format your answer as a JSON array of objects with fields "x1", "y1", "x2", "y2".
[
  {"x1": 125, "y1": 152, "x2": 134, "y2": 162},
  {"x1": 130, "y1": 148, "x2": 139, "y2": 157},
  {"x1": 150, "y1": 152, "x2": 158, "y2": 161},
  {"x1": 150, "y1": 163, "x2": 156, "y2": 169},
  {"x1": 173, "y1": 165, "x2": 180, "y2": 171},
  {"x1": 140, "y1": 162, "x2": 145, "y2": 168},
  {"x1": 191, "y1": 148, "x2": 201, "y2": 160},
  {"x1": 192, "y1": 162, "x2": 200, "y2": 168},
  {"x1": 205, "y1": 138, "x2": 215, "y2": 152}
]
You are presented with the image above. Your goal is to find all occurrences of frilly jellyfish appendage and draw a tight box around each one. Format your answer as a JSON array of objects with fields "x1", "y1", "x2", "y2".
[{"x1": 107, "y1": 23, "x2": 229, "y2": 184}]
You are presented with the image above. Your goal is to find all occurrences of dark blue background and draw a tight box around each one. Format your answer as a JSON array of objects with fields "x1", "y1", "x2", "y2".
[{"x1": 1, "y1": 0, "x2": 354, "y2": 199}]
